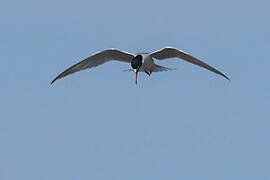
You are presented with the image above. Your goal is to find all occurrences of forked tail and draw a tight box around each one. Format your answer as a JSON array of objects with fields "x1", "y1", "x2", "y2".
[
  {"x1": 123, "y1": 65, "x2": 175, "y2": 72},
  {"x1": 152, "y1": 64, "x2": 175, "y2": 72}
]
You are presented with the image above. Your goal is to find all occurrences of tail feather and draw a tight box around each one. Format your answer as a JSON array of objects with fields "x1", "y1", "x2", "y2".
[
  {"x1": 123, "y1": 65, "x2": 175, "y2": 72},
  {"x1": 122, "y1": 68, "x2": 134, "y2": 72},
  {"x1": 152, "y1": 64, "x2": 176, "y2": 72}
]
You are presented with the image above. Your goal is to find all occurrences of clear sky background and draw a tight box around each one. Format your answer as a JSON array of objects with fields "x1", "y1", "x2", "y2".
[{"x1": 1, "y1": 0, "x2": 269, "y2": 179}]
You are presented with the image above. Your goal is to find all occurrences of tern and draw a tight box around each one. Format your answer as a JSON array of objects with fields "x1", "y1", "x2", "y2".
[{"x1": 51, "y1": 47, "x2": 230, "y2": 84}]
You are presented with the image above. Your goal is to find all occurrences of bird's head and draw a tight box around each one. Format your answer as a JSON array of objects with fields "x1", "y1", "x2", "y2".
[{"x1": 131, "y1": 55, "x2": 143, "y2": 84}]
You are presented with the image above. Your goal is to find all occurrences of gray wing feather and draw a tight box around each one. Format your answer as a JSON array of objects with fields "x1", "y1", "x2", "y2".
[
  {"x1": 51, "y1": 48, "x2": 134, "y2": 84},
  {"x1": 150, "y1": 47, "x2": 230, "y2": 80}
]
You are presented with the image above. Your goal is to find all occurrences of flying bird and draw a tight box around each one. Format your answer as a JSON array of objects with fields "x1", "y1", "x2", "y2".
[{"x1": 51, "y1": 47, "x2": 230, "y2": 84}]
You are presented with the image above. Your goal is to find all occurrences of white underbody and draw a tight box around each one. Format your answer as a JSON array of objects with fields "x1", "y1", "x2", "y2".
[
  {"x1": 124, "y1": 54, "x2": 173, "y2": 73},
  {"x1": 138, "y1": 54, "x2": 155, "y2": 72}
]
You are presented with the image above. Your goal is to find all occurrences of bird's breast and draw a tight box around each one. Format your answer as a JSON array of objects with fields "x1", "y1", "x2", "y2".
[{"x1": 141, "y1": 54, "x2": 154, "y2": 69}]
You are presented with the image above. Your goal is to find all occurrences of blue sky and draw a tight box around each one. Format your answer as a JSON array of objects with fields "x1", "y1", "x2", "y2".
[{"x1": 1, "y1": 0, "x2": 269, "y2": 179}]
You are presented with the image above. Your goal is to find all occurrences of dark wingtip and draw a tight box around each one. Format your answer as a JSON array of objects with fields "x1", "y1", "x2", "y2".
[
  {"x1": 50, "y1": 78, "x2": 57, "y2": 84},
  {"x1": 222, "y1": 74, "x2": 230, "y2": 81}
]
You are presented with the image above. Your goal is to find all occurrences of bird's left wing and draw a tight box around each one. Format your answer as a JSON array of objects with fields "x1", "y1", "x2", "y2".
[
  {"x1": 150, "y1": 47, "x2": 230, "y2": 80},
  {"x1": 51, "y1": 48, "x2": 134, "y2": 84}
]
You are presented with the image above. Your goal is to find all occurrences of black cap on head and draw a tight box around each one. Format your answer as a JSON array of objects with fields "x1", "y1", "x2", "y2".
[{"x1": 131, "y1": 55, "x2": 143, "y2": 69}]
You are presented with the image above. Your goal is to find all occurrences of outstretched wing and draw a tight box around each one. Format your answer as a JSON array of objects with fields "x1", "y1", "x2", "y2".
[
  {"x1": 51, "y1": 48, "x2": 134, "y2": 84},
  {"x1": 150, "y1": 47, "x2": 230, "y2": 80}
]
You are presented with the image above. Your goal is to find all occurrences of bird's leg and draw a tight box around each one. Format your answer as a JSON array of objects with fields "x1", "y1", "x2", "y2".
[{"x1": 144, "y1": 69, "x2": 151, "y2": 76}]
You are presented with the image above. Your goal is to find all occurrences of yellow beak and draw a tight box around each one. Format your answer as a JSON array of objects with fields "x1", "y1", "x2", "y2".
[{"x1": 135, "y1": 69, "x2": 138, "y2": 85}]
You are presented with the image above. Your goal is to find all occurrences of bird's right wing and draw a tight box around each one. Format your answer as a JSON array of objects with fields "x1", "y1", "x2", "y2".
[
  {"x1": 150, "y1": 47, "x2": 230, "y2": 80},
  {"x1": 51, "y1": 48, "x2": 134, "y2": 84}
]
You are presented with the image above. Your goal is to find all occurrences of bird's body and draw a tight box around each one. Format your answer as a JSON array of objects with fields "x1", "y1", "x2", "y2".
[
  {"x1": 140, "y1": 54, "x2": 154, "y2": 72},
  {"x1": 51, "y1": 47, "x2": 230, "y2": 84},
  {"x1": 133, "y1": 54, "x2": 155, "y2": 72}
]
